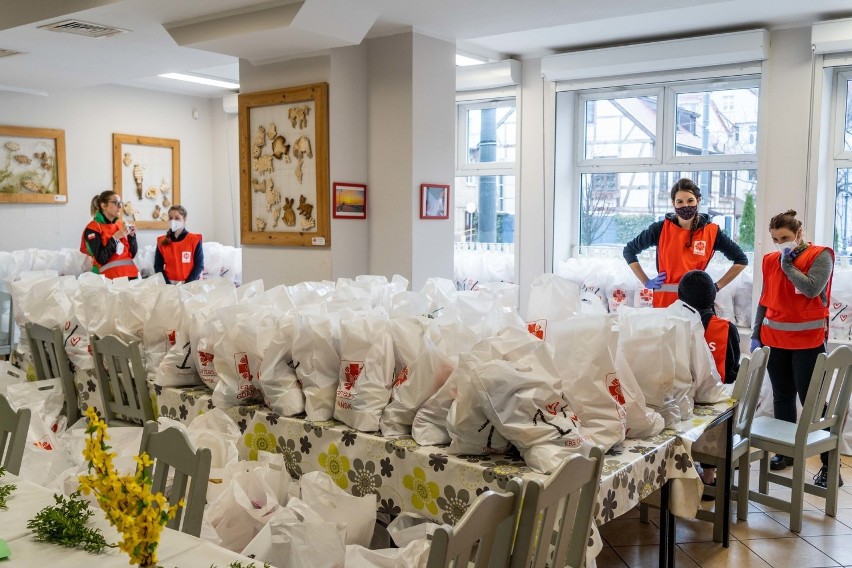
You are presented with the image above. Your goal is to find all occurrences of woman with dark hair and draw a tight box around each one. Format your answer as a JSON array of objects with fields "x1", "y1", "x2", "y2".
[
  {"x1": 623, "y1": 177, "x2": 748, "y2": 307},
  {"x1": 751, "y1": 209, "x2": 838, "y2": 486},
  {"x1": 80, "y1": 190, "x2": 139, "y2": 279},
  {"x1": 154, "y1": 205, "x2": 204, "y2": 284}
]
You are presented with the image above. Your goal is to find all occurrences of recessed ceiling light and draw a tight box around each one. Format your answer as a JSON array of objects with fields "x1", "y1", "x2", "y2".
[
  {"x1": 456, "y1": 53, "x2": 487, "y2": 66},
  {"x1": 158, "y1": 73, "x2": 239, "y2": 90}
]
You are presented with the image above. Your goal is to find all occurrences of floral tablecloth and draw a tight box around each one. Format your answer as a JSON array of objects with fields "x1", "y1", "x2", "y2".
[{"x1": 150, "y1": 385, "x2": 732, "y2": 528}]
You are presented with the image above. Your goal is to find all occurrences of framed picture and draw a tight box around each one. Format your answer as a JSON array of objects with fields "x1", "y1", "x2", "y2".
[
  {"x1": 239, "y1": 83, "x2": 330, "y2": 247},
  {"x1": 332, "y1": 182, "x2": 366, "y2": 219},
  {"x1": 420, "y1": 184, "x2": 450, "y2": 219},
  {"x1": 112, "y1": 133, "x2": 180, "y2": 230},
  {"x1": 0, "y1": 125, "x2": 67, "y2": 204}
]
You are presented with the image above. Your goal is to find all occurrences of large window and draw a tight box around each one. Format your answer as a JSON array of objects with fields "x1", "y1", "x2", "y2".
[
  {"x1": 831, "y1": 70, "x2": 852, "y2": 255},
  {"x1": 570, "y1": 79, "x2": 760, "y2": 252},
  {"x1": 454, "y1": 98, "x2": 517, "y2": 285}
]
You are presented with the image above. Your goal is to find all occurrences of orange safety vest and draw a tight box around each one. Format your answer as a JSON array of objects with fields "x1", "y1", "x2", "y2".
[
  {"x1": 704, "y1": 315, "x2": 730, "y2": 383},
  {"x1": 653, "y1": 221, "x2": 719, "y2": 307},
  {"x1": 759, "y1": 244, "x2": 833, "y2": 350},
  {"x1": 157, "y1": 232, "x2": 202, "y2": 283},
  {"x1": 83, "y1": 219, "x2": 138, "y2": 279}
]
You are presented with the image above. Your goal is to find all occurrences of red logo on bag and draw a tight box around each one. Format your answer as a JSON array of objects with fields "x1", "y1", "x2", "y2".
[
  {"x1": 234, "y1": 352, "x2": 252, "y2": 382},
  {"x1": 33, "y1": 437, "x2": 53, "y2": 451},
  {"x1": 166, "y1": 329, "x2": 176, "y2": 347},
  {"x1": 545, "y1": 401, "x2": 559, "y2": 416},
  {"x1": 607, "y1": 373, "x2": 626, "y2": 405},
  {"x1": 693, "y1": 240, "x2": 706, "y2": 256},
  {"x1": 393, "y1": 366, "x2": 409, "y2": 388},
  {"x1": 70, "y1": 336, "x2": 80, "y2": 347},
  {"x1": 198, "y1": 351, "x2": 214, "y2": 365},
  {"x1": 343, "y1": 361, "x2": 363, "y2": 390},
  {"x1": 842, "y1": 314, "x2": 848, "y2": 323},
  {"x1": 639, "y1": 288, "x2": 653, "y2": 302},
  {"x1": 834, "y1": 302, "x2": 843, "y2": 310},
  {"x1": 527, "y1": 319, "x2": 546, "y2": 340},
  {"x1": 612, "y1": 289, "x2": 627, "y2": 303}
]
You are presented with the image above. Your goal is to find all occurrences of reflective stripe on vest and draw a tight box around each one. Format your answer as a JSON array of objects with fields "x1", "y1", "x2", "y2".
[
  {"x1": 659, "y1": 284, "x2": 679, "y2": 293},
  {"x1": 763, "y1": 317, "x2": 826, "y2": 331},
  {"x1": 99, "y1": 259, "x2": 136, "y2": 272}
]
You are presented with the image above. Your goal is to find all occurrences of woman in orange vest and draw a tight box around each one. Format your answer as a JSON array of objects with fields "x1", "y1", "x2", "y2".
[
  {"x1": 678, "y1": 269, "x2": 741, "y2": 489},
  {"x1": 154, "y1": 205, "x2": 204, "y2": 284},
  {"x1": 81, "y1": 191, "x2": 139, "y2": 279},
  {"x1": 751, "y1": 209, "x2": 837, "y2": 486},
  {"x1": 623, "y1": 178, "x2": 748, "y2": 307}
]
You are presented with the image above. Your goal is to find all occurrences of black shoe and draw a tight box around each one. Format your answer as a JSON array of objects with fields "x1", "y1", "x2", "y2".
[
  {"x1": 769, "y1": 455, "x2": 794, "y2": 471},
  {"x1": 813, "y1": 465, "x2": 845, "y2": 488}
]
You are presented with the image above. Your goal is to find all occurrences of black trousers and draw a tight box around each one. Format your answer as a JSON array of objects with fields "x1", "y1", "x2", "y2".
[{"x1": 765, "y1": 344, "x2": 828, "y2": 465}]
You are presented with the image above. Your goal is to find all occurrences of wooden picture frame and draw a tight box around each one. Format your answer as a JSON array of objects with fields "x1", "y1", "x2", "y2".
[
  {"x1": 239, "y1": 83, "x2": 330, "y2": 247},
  {"x1": 0, "y1": 125, "x2": 67, "y2": 204},
  {"x1": 420, "y1": 184, "x2": 450, "y2": 219},
  {"x1": 112, "y1": 133, "x2": 180, "y2": 231},
  {"x1": 332, "y1": 182, "x2": 367, "y2": 219}
]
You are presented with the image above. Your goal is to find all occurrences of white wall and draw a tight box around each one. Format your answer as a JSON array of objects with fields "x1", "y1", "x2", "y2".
[{"x1": 0, "y1": 85, "x2": 218, "y2": 252}]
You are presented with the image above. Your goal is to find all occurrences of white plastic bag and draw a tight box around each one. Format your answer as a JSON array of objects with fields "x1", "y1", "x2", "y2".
[
  {"x1": 293, "y1": 308, "x2": 343, "y2": 421},
  {"x1": 524, "y1": 273, "x2": 581, "y2": 340},
  {"x1": 300, "y1": 471, "x2": 377, "y2": 548},
  {"x1": 257, "y1": 312, "x2": 304, "y2": 416}
]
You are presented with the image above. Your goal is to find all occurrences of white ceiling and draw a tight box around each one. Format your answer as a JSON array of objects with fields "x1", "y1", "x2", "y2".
[{"x1": 0, "y1": 0, "x2": 851, "y2": 98}]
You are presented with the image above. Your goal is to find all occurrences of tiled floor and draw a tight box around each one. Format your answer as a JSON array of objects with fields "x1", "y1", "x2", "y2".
[{"x1": 597, "y1": 454, "x2": 852, "y2": 568}]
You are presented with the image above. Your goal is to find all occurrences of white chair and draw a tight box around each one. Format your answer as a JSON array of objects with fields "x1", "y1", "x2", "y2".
[
  {"x1": 692, "y1": 346, "x2": 770, "y2": 538},
  {"x1": 91, "y1": 334, "x2": 155, "y2": 426},
  {"x1": 509, "y1": 446, "x2": 604, "y2": 568},
  {"x1": 748, "y1": 345, "x2": 852, "y2": 532},
  {"x1": 26, "y1": 322, "x2": 81, "y2": 424},
  {"x1": 0, "y1": 291, "x2": 13, "y2": 359},
  {"x1": 140, "y1": 421, "x2": 212, "y2": 537},
  {"x1": 426, "y1": 480, "x2": 521, "y2": 568},
  {"x1": 0, "y1": 393, "x2": 31, "y2": 475}
]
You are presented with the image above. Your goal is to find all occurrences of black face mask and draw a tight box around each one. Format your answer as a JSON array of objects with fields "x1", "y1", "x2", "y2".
[{"x1": 674, "y1": 205, "x2": 698, "y2": 221}]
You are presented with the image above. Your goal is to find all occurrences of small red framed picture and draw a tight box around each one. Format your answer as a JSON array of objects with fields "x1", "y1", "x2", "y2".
[
  {"x1": 332, "y1": 182, "x2": 367, "y2": 219},
  {"x1": 420, "y1": 184, "x2": 449, "y2": 219}
]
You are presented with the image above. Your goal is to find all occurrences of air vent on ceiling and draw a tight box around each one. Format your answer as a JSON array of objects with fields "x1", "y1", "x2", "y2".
[
  {"x1": 0, "y1": 49, "x2": 22, "y2": 58},
  {"x1": 38, "y1": 19, "x2": 128, "y2": 39}
]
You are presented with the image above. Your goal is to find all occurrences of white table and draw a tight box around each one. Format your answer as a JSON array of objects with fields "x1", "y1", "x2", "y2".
[{"x1": 0, "y1": 475, "x2": 263, "y2": 568}]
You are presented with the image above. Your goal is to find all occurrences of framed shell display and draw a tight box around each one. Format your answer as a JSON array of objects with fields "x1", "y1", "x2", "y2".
[
  {"x1": 0, "y1": 125, "x2": 67, "y2": 204},
  {"x1": 239, "y1": 83, "x2": 330, "y2": 247},
  {"x1": 112, "y1": 133, "x2": 180, "y2": 231}
]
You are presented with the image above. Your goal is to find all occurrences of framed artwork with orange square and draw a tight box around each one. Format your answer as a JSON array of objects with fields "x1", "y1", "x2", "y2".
[{"x1": 332, "y1": 182, "x2": 366, "y2": 219}]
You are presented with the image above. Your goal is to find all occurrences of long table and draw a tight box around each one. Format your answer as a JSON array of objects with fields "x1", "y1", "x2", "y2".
[
  {"x1": 0, "y1": 473, "x2": 262, "y2": 567},
  {"x1": 146, "y1": 384, "x2": 735, "y2": 566}
]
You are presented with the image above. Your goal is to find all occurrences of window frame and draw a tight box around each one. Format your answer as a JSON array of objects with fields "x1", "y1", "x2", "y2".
[{"x1": 456, "y1": 98, "x2": 518, "y2": 175}]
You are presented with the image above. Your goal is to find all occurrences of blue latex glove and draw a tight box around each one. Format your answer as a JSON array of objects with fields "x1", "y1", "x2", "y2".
[
  {"x1": 750, "y1": 338, "x2": 761, "y2": 352},
  {"x1": 644, "y1": 271, "x2": 667, "y2": 290},
  {"x1": 782, "y1": 246, "x2": 797, "y2": 262}
]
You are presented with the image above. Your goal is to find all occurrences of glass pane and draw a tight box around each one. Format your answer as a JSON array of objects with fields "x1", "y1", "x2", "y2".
[
  {"x1": 583, "y1": 96, "x2": 657, "y2": 159},
  {"x1": 844, "y1": 80, "x2": 852, "y2": 152},
  {"x1": 835, "y1": 168, "x2": 852, "y2": 255},
  {"x1": 577, "y1": 170, "x2": 757, "y2": 252},
  {"x1": 453, "y1": 175, "x2": 516, "y2": 285},
  {"x1": 465, "y1": 104, "x2": 516, "y2": 164},
  {"x1": 674, "y1": 87, "x2": 759, "y2": 156}
]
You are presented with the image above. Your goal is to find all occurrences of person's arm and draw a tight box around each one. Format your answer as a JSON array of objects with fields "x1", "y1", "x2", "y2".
[
  {"x1": 622, "y1": 220, "x2": 664, "y2": 283},
  {"x1": 83, "y1": 227, "x2": 116, "y2": 266},
  {"x1": 712, "y1": 229, "x2": 748, "y2": 290},
  {"x1": 725, "y1": 321, "x2": 741, "y2": 384},
  {"x1": 154, "y1": 246, "x2": 169, "y2": 284},
  {"x1": 186, "y1": 238, "x2": 204, "y2": 282},
  {"x1": 780, "y1": 249, "x2": 832, "y2": 299},
  {"x1": 752, "y1": 303, "x2": 766, "y2": 341},
  {"x1": 128, "y1": 233, "x2": 138, "y2": 258}
]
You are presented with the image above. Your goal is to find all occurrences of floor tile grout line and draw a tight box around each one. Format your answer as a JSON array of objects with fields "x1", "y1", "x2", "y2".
[{"x1": 738, "y1": 532, "x2": 845, "y2": 567}]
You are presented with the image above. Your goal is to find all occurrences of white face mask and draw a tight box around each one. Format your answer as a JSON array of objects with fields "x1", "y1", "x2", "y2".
[
  {"x1": 775, "y1": 241, "x2": 797, "y2": 254},
  {"x1": 169, "y1": 220, "x2": 184, "y2": 233}
]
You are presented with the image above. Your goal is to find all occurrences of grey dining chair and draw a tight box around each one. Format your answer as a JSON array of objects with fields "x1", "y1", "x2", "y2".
[
  {"x1": 91, "y1": 334, "x2": 155, "y2": 426},
  {"x1": 26, "y1": 322, "x2": 81, "y2": 424},
  {"x1": 748, "y1": 344, "x2": 852, "y2": 533},
  {"x1": 426, "y1": 480, "x2": 522, "y2": 568},
  {"x1": 140, "y1": 420, "x2": 212, "y2": 537},
  {"x1": 0, "y1": 393, "x2": 31, "y2": 475},
  {"x1": 509, "y1": 446, "x2": 604, "y2": 568}
]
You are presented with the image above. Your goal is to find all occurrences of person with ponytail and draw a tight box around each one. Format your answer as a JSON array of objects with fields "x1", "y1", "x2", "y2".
[
  {"x1": 80, "y1": 190, "x2": 139, "y2": 279},
  {"x1": 154, "y1": 205, "x2": 203, "y2": 284},
  {"x1": 623, "y1": 177, "x2": 748, "y2": 307},
  {"x1": 750, "y1": 209, "x2": 839, "y2": 486}
]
